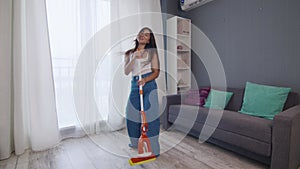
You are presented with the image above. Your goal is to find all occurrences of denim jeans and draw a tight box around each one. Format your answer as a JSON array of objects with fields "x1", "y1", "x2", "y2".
[{"x1": 126, "y1": 72, "x2": 160, "y2": 156}]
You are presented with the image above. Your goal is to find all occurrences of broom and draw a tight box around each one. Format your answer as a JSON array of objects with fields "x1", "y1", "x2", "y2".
[{"x1": 128, "y1": 68, "x2": 156, "y2": 166}]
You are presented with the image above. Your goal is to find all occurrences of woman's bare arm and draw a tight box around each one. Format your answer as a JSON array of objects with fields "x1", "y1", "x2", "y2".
[
  {"x1": 139, "y1": 52, "x2": 160, "y2": 85},
  {"x1": 124, "y1": 52, "x2": 136, "y2": 75}
]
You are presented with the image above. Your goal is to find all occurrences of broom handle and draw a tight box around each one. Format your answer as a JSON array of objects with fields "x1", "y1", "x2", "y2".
[
  {"x1": 139, "y1": 73, "x2": 144, "y2": 112},
  {"x1": 138, "y1": 61, "x2": 147, "y2": 125},
  {"x1": 139, "y1": 73, "x2": 148, "y2": 129}
]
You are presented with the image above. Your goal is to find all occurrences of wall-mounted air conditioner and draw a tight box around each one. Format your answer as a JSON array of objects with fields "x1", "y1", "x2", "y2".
[{"x1": 180, "y1": 0, "x2": 214, "y2": 11}]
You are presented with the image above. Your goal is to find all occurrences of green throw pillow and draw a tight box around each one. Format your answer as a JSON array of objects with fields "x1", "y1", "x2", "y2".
[
  {"x1": 204, "y1": 89, "x2": 233, "y2": 110},
  {"x1": 239, "y1": 82, "x2": 291, "y2": 120}
]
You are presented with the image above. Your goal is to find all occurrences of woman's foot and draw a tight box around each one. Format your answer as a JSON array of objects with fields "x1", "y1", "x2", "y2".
[{"x1": 128, "y1": 143, "x2": 137, "y2": 149}]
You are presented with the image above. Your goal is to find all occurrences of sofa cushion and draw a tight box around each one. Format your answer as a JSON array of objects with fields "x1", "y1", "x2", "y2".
[
  {"x1": 168, "y1": 105, "x2": 272, "y2": 143},
  {"x1": 239, "y1": 82, "x2": 291, "y2": 120},
  {"x1": 183, "y1": 88, "x2": 210, "y2": 106},
  {"x1": 204, "y1": 89, "x2": 233, "y2": 110}
]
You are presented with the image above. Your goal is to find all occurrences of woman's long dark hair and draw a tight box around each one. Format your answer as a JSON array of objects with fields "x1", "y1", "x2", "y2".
[{"x1": 125, "y1": 27, "x2": 158, "y2": 61}]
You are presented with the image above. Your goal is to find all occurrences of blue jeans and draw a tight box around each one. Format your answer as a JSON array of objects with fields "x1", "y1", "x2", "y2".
[{"x1": 126, "y1": 72, "x2": 160, "y2": 156}]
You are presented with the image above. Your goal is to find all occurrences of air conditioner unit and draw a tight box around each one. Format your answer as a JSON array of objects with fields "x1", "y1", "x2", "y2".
[{"x1": 180, "y1": 0, "x2": 213, "y2": 11}]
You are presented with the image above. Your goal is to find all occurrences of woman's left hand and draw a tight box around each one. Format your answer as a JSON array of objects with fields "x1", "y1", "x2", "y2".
[{"x1": 138, "y1": 78, "x2": 147, "y2": 87}]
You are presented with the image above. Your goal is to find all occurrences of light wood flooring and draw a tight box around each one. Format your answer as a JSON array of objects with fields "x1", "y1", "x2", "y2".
[{"x1": 0, "y1": 129, "x2": 268, "y2": 169}]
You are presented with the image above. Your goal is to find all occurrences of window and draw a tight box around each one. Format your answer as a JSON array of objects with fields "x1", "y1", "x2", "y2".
[{"x1": 46, "y1": 0, "x2": 111, "y2": 129}]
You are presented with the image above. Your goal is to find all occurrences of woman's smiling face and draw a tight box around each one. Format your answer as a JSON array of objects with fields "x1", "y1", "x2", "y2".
[{"x1": 137, "y1": 29, "x2": 151, "y2": 45}]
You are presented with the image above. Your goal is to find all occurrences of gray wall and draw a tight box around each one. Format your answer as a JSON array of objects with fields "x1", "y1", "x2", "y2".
[{"x1": 162, "y1": 0, "x2": 300, "y2": 98}]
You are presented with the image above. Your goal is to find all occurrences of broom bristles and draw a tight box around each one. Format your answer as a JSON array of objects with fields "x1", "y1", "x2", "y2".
[{"x1": 128, "y1": 155, "x2": 156, "y2": 166}]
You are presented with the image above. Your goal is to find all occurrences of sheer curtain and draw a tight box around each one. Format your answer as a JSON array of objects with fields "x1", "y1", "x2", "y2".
[
  {"x1": 46, "y1": 0, "x2": 165, "y2": 135},
  {"x1": 46, "y1": 0, "x2": 115, "y2": 135},
  {"x1": 0, "y1": 0, "x2": 165, "y2": 160},
  {"x1": 0, "y1": 0, "x2": 13, "y2": 160},
  {"x1": 0, "y1": 0, "x2": 59, "y2": 160}
]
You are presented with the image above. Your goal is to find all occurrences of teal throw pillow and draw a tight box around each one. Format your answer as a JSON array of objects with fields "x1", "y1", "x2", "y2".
[
  {"x1": 204, "y1": 89, "x2": 233, "y2": 110},
  {"x1": 239, "y1": 82, "x2": 291, "y2": 120}
]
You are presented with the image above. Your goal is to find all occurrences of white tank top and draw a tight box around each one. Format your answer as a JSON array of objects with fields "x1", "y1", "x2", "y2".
[{"x1": 131, "y1": 52, "x2": 152, "y2": 76}]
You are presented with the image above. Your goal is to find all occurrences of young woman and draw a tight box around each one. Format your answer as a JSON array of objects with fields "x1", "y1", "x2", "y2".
[{"x1": 124, "y1": 27, "x2": 160, "y2": 157}]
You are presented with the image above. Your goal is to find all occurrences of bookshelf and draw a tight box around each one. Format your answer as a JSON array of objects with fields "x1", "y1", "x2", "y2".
[{"x1": 166, "y1": 16, "x2": 191, "y2": 94}]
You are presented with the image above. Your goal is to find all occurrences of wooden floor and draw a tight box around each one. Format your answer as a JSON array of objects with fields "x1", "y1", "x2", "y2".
[{"x1": 0, "y1": 129, "x2": 268, "y2": 169}]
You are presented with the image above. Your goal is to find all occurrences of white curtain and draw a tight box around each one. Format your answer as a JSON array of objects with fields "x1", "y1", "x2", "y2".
[
  {"x1": 46, "y1": 0, "x2": 165, "y2": 135},
  {"x1": 0, "y1": 0, "x2": 13, "y2": 160},
  {"x1": 0, "y1": 0, "x2": 59, "y2": 160},
  {"x1": 0, "y1": 0, "x2": 164, "y2": 160},
  {"x1": 46, "y1": 0, "x2": 117, "y2": 135}
]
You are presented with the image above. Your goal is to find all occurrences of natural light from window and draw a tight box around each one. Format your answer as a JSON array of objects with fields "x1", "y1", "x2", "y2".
[{"x1": 46, "y1": 0, "x2": 111, "y2": 129}]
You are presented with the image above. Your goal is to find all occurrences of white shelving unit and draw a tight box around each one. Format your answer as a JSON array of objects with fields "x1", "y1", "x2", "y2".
[{"x1": 166, "y1": 16, "x2": 191, "y2": 94}]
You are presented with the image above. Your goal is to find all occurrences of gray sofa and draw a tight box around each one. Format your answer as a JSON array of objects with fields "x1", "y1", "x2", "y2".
[{"x1": 162, "y1": 88, "x2": 300, "y2": 169}]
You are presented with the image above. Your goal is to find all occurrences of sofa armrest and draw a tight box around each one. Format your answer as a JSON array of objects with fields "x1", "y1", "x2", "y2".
[
  {"x1": 162, "y1": 94, "x2": 183, "y2": 130},
  {"x1": 271, "y1": 104, "x2": 300, "y2": 169}
]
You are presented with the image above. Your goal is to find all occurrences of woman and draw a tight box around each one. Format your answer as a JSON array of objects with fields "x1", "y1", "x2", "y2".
[{"x1": 124, "y1": 27, "x2": 160, "y2": 157}]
